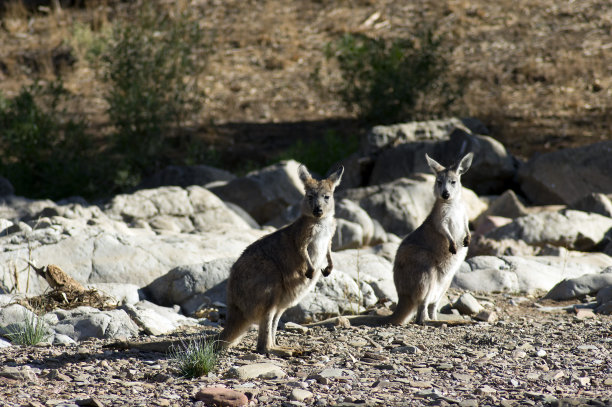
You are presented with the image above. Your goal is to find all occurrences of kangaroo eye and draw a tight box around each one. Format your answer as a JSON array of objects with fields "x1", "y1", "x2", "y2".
[
  {"x1": 450, "y1": 180, "x2": 456, "y2": 185},
  {"x1": 324, "y1": 195, "x2": 330, "y2": 201}
]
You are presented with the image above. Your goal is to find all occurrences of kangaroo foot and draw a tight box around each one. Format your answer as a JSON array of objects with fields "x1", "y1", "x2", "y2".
[{"x1": 258, "y1": 345, "x2": 301, "y2": 358}]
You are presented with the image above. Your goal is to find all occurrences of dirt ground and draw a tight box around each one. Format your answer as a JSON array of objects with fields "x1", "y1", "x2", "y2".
[
  {"x1": 1, "y1": 291, "x2": 611, "y2": 406},
  {"x1": 0, "y1": 0, "x2": 610, "y2": 167}
]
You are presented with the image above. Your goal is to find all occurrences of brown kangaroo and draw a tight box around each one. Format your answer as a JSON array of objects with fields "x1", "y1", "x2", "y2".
[{"x1": 218, "y1": 164, "x2": 343, "y2": 354}]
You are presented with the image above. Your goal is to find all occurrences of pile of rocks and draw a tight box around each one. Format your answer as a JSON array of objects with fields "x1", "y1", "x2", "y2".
[{"x1": 1, "y1": 117, "x2": 611, "y2": 342}]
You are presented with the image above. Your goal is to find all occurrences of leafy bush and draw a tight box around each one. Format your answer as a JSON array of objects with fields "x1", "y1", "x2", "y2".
[
  {"x1": 169, "y1": 337, "x2": 221, "y2": 378},
  {"x1": 0, "y1": 81, "x2": 99, "y2": 199},
  {"x1": 326, "y1": 30, "x2": 462, "y2": 124},
  {"x1": 101, "y1": 3, "x2": 207, "y2": 186}
]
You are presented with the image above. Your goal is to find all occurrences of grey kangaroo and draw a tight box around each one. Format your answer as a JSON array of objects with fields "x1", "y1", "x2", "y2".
[
  {"x1": 218, "y1": 164, "x2": 343, "y2": 354},
  {"x1": 309, "y1": 152, "x2": 473, "y2": 328}
]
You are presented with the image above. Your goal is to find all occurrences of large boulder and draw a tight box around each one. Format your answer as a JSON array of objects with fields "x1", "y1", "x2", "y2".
[
  {"x1": 518, "y1": 141, "x2": 612, "y2": 205},
  {"x1": 340, "y1": 174, "x2": 485, "y2": 237},
  {"x1": 453, "y1": 254, "x2": 612, "y2": 293},
  {"x1": 543, "y1": 267, "x2": 612, "y2": 300},
  {"x1": 136, "y1": 164, "x2": 236, "y2": 190},
  {"x1": 485, "y1": 209, "x2": 612, "y2": 251},
  {"x1": 366, "y1": 127, "x2": 516, "y2": 195},
  {"x1": 209, "y1": 160, "x2": 304, "y2": 224},
  {"x1": 49, "y1": 307, "x2": 139, "y2": 341},
  {"x1": 143, "y1": 258, "x2": 236, "y2": 315},
  {"x1": 105, "y1": 186, "x2": 254, "y2": 233}
]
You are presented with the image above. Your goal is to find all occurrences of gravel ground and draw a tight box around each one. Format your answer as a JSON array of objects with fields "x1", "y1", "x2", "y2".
[{"x1": 1, "y1": 292, "x2": 611, "y2": 407}]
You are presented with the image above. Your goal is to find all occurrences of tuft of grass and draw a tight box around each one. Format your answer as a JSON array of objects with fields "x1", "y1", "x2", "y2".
[
  {"x1": 169, "y1": 337, "x2": 221, "y2": 378},
  {"x1": 4, "y1": 310, "x2": 49, "y2": 346}
]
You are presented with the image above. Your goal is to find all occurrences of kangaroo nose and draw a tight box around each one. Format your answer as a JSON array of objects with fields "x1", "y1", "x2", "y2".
[
  {"x1": 442, "y1": 191, "x2": 450, "y2": 200},
  {"x1": 313, "y1": 208, "x2": 323, "y2": 217}
]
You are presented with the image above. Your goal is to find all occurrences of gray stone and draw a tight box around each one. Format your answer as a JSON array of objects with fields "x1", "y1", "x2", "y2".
[
  {"x1": 453, "y1": 293, "x2": 484, "y2": 315},
  {"x1": 485, "y1": 209, "x2": 612, "y2": 251},
  {"x1": 454, "y1": 255, "x2": 612, "y2": 294},
  {"x1": 228, "y1": 363, "x2": 286, "y2": 380},
  {"x1": 544, "y1": 267, "x2": 612, "y2": 300},
  {"x1": 571, "y1": 193, "x2": 612, "y2": 218},
  {"x1": 475, "y1": 190, "x2": 528, "y2": 228},
  {"x1": 290, "y1": 388, "x2": 313, "y2": 402},
  {"x1": 332, "y1": 219, "x2": 364, "y2": 251},
  {"x1": 518, "y1": 141, "x2": 612, "y2": 205},
  {"x1": 367, "y1": 126, "x2": 516, "y2": 195},
  {"x1": 143, "y1": 258, "x2": 235, "y2": 315},
  {"x1": 209, "y1": 160, "x2": 304, "y2": 224},
  {"x1": 596, "y1": 285, "x2": 612, "y2": 305},
  {"x1": 86, "y1": 283, "x2": 141, "y2": 305},
  {"x1": 136, "y1": 164, "x2": 236, "y2": 190},
  {"x1": 50, "y1": 307, "x2": 139, "y2": 341},
  {"x1": 121, "y1": 300, "x2": 199, "y2": 335},
  {"x1": 335, "y1": 199, "x2": 375, "y2": 246}
]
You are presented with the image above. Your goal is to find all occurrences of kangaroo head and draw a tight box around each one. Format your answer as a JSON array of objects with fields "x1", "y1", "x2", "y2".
[
  {"x1": 298, "y1": 165, "x2": 344, "y2": 218},
  {"x1": 425, "y1": 153, "x2": 473, "y2": 201}
]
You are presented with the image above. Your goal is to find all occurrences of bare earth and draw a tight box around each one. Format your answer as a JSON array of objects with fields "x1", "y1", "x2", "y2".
[{"x1": 1, "y1": 291, "x2": 611, "y2": 406}]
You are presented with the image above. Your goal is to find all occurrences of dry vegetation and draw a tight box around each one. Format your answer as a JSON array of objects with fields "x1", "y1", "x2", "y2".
[{"x1": 0, "y1": 0, "x2": 610, "y2": 164}]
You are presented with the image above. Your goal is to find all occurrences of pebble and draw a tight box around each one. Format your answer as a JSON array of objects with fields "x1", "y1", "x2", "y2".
[
  {"x1": 290, "y1": 388, "x2": 313, "y2": 402},
  {"x1": 227, "y1": 363, "x2": 286, "y2": 380},
  {"x1": 536, "y1": 349, "x2": 547, "y2": 357},
  {"x1": 195, "y1": 387, "x2": 249, "y2": 407}
]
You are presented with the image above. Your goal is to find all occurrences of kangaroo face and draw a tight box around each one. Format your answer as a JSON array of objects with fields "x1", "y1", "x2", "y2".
[
  {"x1": 298, "y1": 165, "x2": 344, "y2": 218},
  {"x1": 426, "y1": 153, "x2": 473, "y2": 202}
]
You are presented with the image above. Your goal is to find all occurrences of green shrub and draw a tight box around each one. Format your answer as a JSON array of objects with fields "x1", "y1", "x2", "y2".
[
  {"x1": 101, "y1": 3, "x2": 207, "y2": 186},
  {"x1": 4, "y1": 310, "x2": 49, "y2": 346},
  {"x1": 169, "y1": 337, "x2": 221, "y2": 378},
  {"x1": 0, "y1": 81, "x2": 99, "y2": 199},
  {"x1": 326, "y1": 29, "x2": 462, "y2": 124},
  {"x1": 277, "y1": 130, "x2": 359, "y2": 176}
]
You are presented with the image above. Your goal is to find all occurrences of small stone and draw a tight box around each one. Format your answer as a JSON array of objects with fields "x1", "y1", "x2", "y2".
[
  {"x1": 536, "y1": 349, "x2": 547, "y2": 357},
  {"x1": 459, "y1": 400, "x2": 478, "y2": 407},
  {"x1": 475, "y1": 309, "x2": 498, "y2": 323},
  {"x1": 542, "y1": 370, "x2": 564, "y2": 382},
  {"x1": 335, "y1": 316, "x2": 351, "y2": 328},
  {"x1": 284, "y1": 322, "x2": 309, "y2": 334},
  {"x1": 453, "y1": 293, "x2": 484, "y2": 315},
  {"x1": 476, "y1": 385, "x2": 496, "y2": 395},
  {"x1": 415, "y1": 388, "x2": 441, "y2": 399},
  {"x1": 526, "y1": 373, "x2": 540, "y2": 381},
  {"x1": 391, "y1": 345, "x2": 420, "y2": 354},
  {"x1": 512, "y1": 350, "x2": 527, "y2": 359},
  {"x1": 574, "y1": 377, "x2": 590, "y2": 387},
  {"x1": 604, "y1": 377, "x2": 612, "y2": 386},
  {"x1": 575, "y1": 308, "x2": 596, "y2": 319},
  {"x1": 75, "y1": 398, "x2": 104, "y2": 407},
  {"x1": 452, "y1": 373, "x2": 472, "y2": 382},
  {"x1": 227, "y1": 363, "x2": 286, "y2": 380},
  {"x1": 195, "y1": 387, "x2": 249, "y2": 407},
  {"x1": 0, "y1": 366, "x2": 36, "y2": 381},
  {"x1": 290, "y1": 388, "x2": 313, "y2": 402}
]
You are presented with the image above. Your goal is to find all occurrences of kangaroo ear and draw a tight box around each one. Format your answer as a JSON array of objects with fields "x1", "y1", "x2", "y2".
[
  {"x1": 425, "y1": 154, "x2": 445, "y2": 174},
  {"x1": 457, "y1": 152, "x2": 474, "y2": 175},
  {"x1": 327, "y1": 165, "x2": 344, "y2": 188},
  {"x1": 298, "y1": 164, "x2": 312, "y2": 184}
]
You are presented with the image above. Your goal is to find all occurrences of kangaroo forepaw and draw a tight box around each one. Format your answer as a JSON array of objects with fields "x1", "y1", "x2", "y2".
[
  {"x1": 449, "y1": 241, "x2": 458, "y2": 254},
  {"x1": 305, "y1": 267, "x2": 315, "y2": 279},
  {"x1": 322, "y1": 264, "x2": 332, "y2": 277},
  {"x1": 463, "y1": 233, "x2": 471, "y2": 247}
]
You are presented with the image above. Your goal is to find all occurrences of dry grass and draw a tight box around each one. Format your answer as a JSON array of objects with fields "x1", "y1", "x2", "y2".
[{"x1": 0, "y1": 0, "x2": 610, "y2": 161}]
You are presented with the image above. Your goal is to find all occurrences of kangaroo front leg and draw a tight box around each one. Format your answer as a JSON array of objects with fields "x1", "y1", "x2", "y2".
[
  {"x1": 463, "y1": 218, "x2": 471, "y2": 247},
  {"x1": 441, "y1": 222, "x2": 457, "y2": 254},
  {"x1": 322, "y1": 242, "x2": 333, "y2": 277},
  {"x1": 302, "y1": 246, "x2": 316, "y2": 279}
]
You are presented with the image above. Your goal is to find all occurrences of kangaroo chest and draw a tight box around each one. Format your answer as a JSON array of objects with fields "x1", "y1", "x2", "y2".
[
  {"x1": 308, "y1": 218, "x2": 334, "y2": 269},
  {"x1": 439, "y1": 201, "x2": 467, "y2": 242}
]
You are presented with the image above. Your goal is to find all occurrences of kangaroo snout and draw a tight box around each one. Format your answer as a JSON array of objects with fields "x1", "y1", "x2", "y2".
[
  {"x1": 441, "y1": 190, "x2": 450, "y2": 200},
  {"x1": 313, "y1": 207, "x2": 323, "y2": 217}
]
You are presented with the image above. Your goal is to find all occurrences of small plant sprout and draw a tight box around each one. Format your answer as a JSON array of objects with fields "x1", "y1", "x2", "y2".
[{"x1": 169, "y1": 337, "x2": 221, "y2": 378}]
